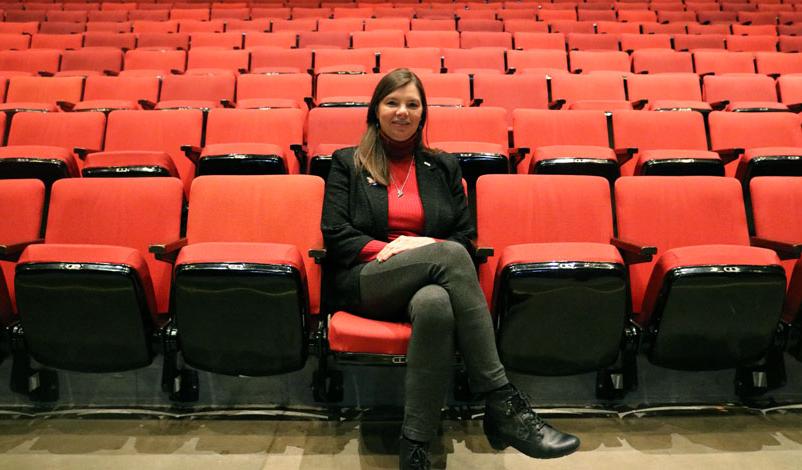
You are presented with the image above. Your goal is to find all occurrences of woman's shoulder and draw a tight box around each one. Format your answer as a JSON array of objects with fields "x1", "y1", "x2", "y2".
[
  {"x1": 332, "y1": 146, "x2": 358, "y2": 163},
  {"x1": 420, "y1": 148, "x2": 460, "y2": 173}
]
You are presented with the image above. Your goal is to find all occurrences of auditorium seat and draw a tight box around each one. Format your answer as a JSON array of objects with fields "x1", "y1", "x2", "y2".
[
  {"x1": 0, "y1": 179, "x2": 45, "y2": 328},
  {"x1": 298, "y1": 31, "x2": 351, "y2": 49},
  {"x1": 74, "y1": 75, "x2": 160, "y2": 112},
  {"x1": 158, "y1": 175, "x2": 324, "y2": 401},
  {"x1": 418, "y1": 71, "x2": 472, "y2": 106},
  {"x1": 351, "y1": 30, "x2": 406, "y2": 49},
  {"x1": 502, "y1": 19, "x2": 548, "y2": 33},
  {"x1": 405, "y1": 30, "x2": 459, "y2": 48},
  {"x1": 726, "y1": 34, "x2": 778, "y2": 52},
  {"x1": 82, "y1": 109, "x2": 203, "y2": 194},
  {"x1": 513, "y1": 32, "x2": 566, "y2": 50},
  {"x1": 235, "y1": 72, "x2": 312, "y2": 112},
  {"x1": 314, "y1": 48, "x2": 378, "y2": 74},
  {"x1": 249, "y1": 47, "x2": 312, "y2": 74},
  {"x1": 122, "y1": 49, "x2": 187, "y2": 76},
  {"x1": 472, "y1": 74, "x2": 548, "y2": 128},
  {"x1": 315, "y1": 72, "x2": 380, "y2": 107},
  {"x1": 441, "y1": 47, "x2": 505, "y2": 74},
  {"x1": 57, "y1": 47, "x2": 124, "y2": 77},
  {"x1": 190, "y1": 32, "x2": 244, "y2": 49},
  {"x1": 693, "y1": 50, "x2": 757, "y2": 75},
  {"x1": 777, "y1": 74, "x2": 802, "y2": 110},
  {"x1": 619, "y1": 33, "x2": 672, "y2": 52},
  {"x1": 549, "y1": 73, "x2": 630, "y2": 111},
  {"x1": 506, "y1": 49, "x2": 568, "y2": 74},
  {"x1": 702, "y1": 73, "x2": 787, "y2": 112},
  {"x1": 186, "y1": 48, "x2": 249, "y2": 74},
  {"x1": 226, "y1": 19, "x2": 271, "y2": 33},
  {"x1": 512, "y1": 109, "x2": 616, "y2": 178},
  {"x1": 84, "y1": 32, "x2": 136, "y2": 49},
  {"x1": 632, "y1": 49, "x2": 694, "y2": 75},
  {"x1": 378, "y1": 47, "x2": 442, "y2": 74},
  {"x1": 626, "y1": 73, "x2": 709, "y2": 112},
  {"x1": 567, "y1": 32, "x2": 620, "y2": 51},
  {"x1": 0, "y1": 49, "x2": 62, "y2": 76},
  {"x1": 410, "y1": 18, "x2": 456, "y2": 31},
  {"x1": 10, "y1": 177, "x2": 183, "y2": 401},
  {"x1": 615, "y1": 176, "x2": 786, "y2": 396},
  {"x1": 569, "y1": 50, "x2": 630, "y2": 73},
  {"x1": 183, "y1": 108, "x2": 304, "y2": 175},
  {"x1": 271, "y1": 18, "x2": 318, "y2": 33},
  {"x1": 459, "y1": 31, "x2": 512, "y2": 48},
  {"x1": 0, "y1": 23, "x2": 38, "y2": 36},
  {"x1": 364, "y1": 17, "x2": 410, "y2": 31},
  {"x1": 133, "y1": 20, "x2": 180, "y2": 34},
  {"x1": 153, "y1": 72, "x2": 235, "y2": 111},
  {"x1": 0, "y1": 34, "x2": 30, "y2": 51},
  {"x1": 612, "y1": 110, "x2": 722, "y2": 177},
  {"x1": 476, "y1": 172, "x2": 634, "y2": 396},
  {"x1": 317, "y1": 17, "x2": 364, "y2": 33},
  {"x1": 708, "y1": 110, "x2": 802, "y2": 180},
  {"x1": 755, "y1": 52, "x2": 802, "y2": 76},
  {"x1": 672, "y1": 34, "x2": 727, "y2": 51},
  {"x1": 136, "y1": 32, "x2": 191, "y2": 50}
]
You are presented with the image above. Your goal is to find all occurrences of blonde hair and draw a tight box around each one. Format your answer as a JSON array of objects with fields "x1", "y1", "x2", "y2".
[{"x1": 354, "y1": 68, "x2": 429, "y2": 186}]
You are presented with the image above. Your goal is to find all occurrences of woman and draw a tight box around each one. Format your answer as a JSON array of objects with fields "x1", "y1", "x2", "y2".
[{"x1": 321, "y1": 68, "x2": 580, "y2": 469}]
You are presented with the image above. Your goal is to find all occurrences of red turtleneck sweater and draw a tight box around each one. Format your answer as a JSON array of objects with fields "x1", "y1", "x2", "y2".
[{"x1": 358, "y1": 133, "x2": 427, "y2": 262}]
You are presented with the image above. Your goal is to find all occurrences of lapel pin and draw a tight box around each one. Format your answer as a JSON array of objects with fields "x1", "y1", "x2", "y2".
[
  {"x1": 423, "y1": 161, "x2": 431, "y2": 167},
  {"x1": 366, "y1": 176, "x2": 377, "y2": 186}
]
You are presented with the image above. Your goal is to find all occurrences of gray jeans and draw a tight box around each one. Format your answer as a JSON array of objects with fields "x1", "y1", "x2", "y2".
[{"x1": 357, "y1": 241, "x2": 508, "y2": 442}]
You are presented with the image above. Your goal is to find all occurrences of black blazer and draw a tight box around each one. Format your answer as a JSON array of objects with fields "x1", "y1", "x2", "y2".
[{"x1": 321, "y1": 146, "x2": 476, "y2": 310}]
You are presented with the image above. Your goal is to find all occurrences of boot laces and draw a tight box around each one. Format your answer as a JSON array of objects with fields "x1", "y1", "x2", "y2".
[
  {"x1": 507, "y1": 390, "x2": 546, "y2": 437},
  {"x1": 407, "y1": 443, "x2": 430, "y2": 469}
]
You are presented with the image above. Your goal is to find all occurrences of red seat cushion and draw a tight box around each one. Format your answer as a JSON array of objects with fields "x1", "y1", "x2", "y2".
[
  {"x1": 236, "y1": 98, "x2": 301, "y2": 109},
  {"x1": 156, "y1": 99, "x2": 220, "y2": 111},
  {"x1": 497, "y1": 242, "x2": 624, "y2": 273},
  {"x1": 83, "y1": 150, "x2": 179, "y2": 177},
  {"x1": 176, "y1": 241, "x2": 305, "y2": 278},
  {"x1": 328, "y1": 311, "x2": 411, "y2": 355},
  {"x1": 73, "y1": 99, "x2": 139, "y2": 112},
  {"x1": 18, "y1": 243, "x2": 158, "y2": 317},
  {"x1": 568, "y1": 100, "x2": 632, "y2": 110},
  {"x1": 0, "y1": 102, "x2": 57, "y2": 112},
  {"x1": 0, "y1": 145, "x2": 79, "y2": 176},
  {"x1": 640, "y1": 244, "x2": 782, "y2": 326}
]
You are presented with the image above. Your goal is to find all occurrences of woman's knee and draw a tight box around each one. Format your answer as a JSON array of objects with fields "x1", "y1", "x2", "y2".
[
  {"x1": 408, "y1": 285, "x2": 454, "y2": 331},
  {"x1": 434, "y1": 241, "x2": 474, "y2": 269}
]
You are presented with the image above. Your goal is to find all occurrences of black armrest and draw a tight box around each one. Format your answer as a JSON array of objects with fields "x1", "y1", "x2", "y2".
[
  {"x1": 751, "y1": 236, "x2": 802, "y2": 260},
  {"x1": 548, "y1": 99, "x2": 565, "y2": 110},
  {"x1": 787, "y1": 102, "x2": 802, "y2": 113},
  {"x1": 304, "y1": 96, "x2": 315, "y2": 110},
  {"x1": 103, "y1": 69, "x2": 119, "y2": 76},
  {"x1": 505, "y1": 67, "x2": 515, "y2": 75},
  {"x1": 0, "y1": 238, "x2": 43, "y2": 261},
  {"x1": 170, "y1": 68, "x2": 183, "y2": 75},
  {"x1": 290, "y1": 144, "x2": 307, "y2": 173},
  {"x1": 181, "y1": 145, "x2": 202, "y2": 164},
  {"x1": 37, "y1": 71, "x2": 54, "y2": 77},
  {"x1": 614, "y1": 147, "x2": 637, "y2": 164},
  {"x1": 470, "y1": 98, "x2": 483, "y2": 107},
  {"x1": 475, "y1": 247, "x2": 494, "y2": 264},
  {"x1": 710, "y1": 100, "x2": 730, "y2": 111},
  {"x1": 73, "y1": 147, "x2": 99, "y2": 160},
  {"x1": 510, "y1": 147, "x2": 530, "y2": 171},
  {"x1": 611, "y1": 237, "x2": 656, "y2": 264},
  {"x1": 238, "y1": 68, "x2": 248, "y2": 75},
  {"x1": 572, "y1": 68, "x2": 583, "y2": 74},
  {"x1": 220, "y1": 99, "x2": 235, "y2": 108},
  {"x1": 57, "y1": 100, "x2": 75, "y2": 112},
  {"x1": 138, "y1": 99, "x2": 156, "y2": 110},
  {"x1": 149, "y1": 237, "x2": 188, "y2": 263},
  {"x1": 715, "y1": 148, "x2": 744, "y2": 164},
  {"x1": 440, "y1": 66, "x2": 448, "y2": 74},
  {"x1": 309, "y1": 248, "x2": 326, "y2": 264},
  {"x1": 631, "y1": 99, "x2": 648, "y2": 110}
]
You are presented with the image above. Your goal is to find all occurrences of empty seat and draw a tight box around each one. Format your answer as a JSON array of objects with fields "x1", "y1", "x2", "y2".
[
  {"x1": 83, "y1": 32, "x2": 136, "y2": 49},
  {"x1": 405, "y1": 30, "x2": 460, "y2": 48},
  {"x1": 57, "y1": 47, "x2": 124, "y2": 77},
  {"x1": 613, "y1": 110, "x2": 721, "y2": 176},
  {"x1": 569, "y1": 50, "x2": 630, "y2": 73},
  {"x1": 82, "y1": 109, "x2": 203, "y2": 194},
  {"x1": 235, "y1": 72, "x2": 312, "y2": 111},
  {"x1": 708, "y1": 111, "x2": 802, "y2": 180},
  {"x1": 673, "y1": 34, "x2": 727, "y2": 51},
  {"x1": 74, "y1": 75, "x2": 160, "y2": 112},
  {"x1": 351, "y1": 30, "x2": 405, "y2": 49},
  {"x1": 418, "y1": 72, "x2": 472, "y2": 107},
  {"x1": 626, "y1": 72, "x2": 709, "y2": 112},
  {"x1": 458, "y1": 19, "x2": 503, "y2": 32},
  {"x1": 155, "y1": 73, "x2": 235, "y2": 111},
  {"x1": 249, "y1": 47, "x2": 312, "y2": 74},
  {"x1": 755, "y1": 52, "x2": 802, "y2": 76},
  {"x1": 190, "y1": 32, "x2": 244, "y2": 49},
  {"x1": 426, "y1": 106, "x2": 510, "y2": 190},
  {"x1": 364, "y1": 17, "x2": 410, "y2": 32},
  {"x1": 619, "y1": 33, "x2": 672, "y2": 52},
  {"x1": 378, "y1": 47, "x2": 441, "y2": 74},
  {"x1": 472, "y1": 74, "x2": 548, "y2": 128},
  {"x1": 567, "y1": 32, "x2": 620, "y2": 51},
  {"x1": 123, "y1": 49, "x2": 187, "y2": 76},
  {"x1": 11, "y1": 177, "x2": 183, "y2": 400},
  {"x1": 703, "y1": 73, "x2": 786, "y2": 112},
  {"x1": 298, "y1": 31, "x2": 351, "y2": 49},
  {"x1": 459, "y1": 31, "x2": 512, "y2": 49},
  {"x1": 184, "y1": 108, "x2": 304, "y2": 175},
  {"x1": 512, "y1": 109, "x2": 615, "y2": 177},
  {"x1": 777, "y1": 74, "x2": 802, "y2": 110},
  {"x1": 160, "y1": 175, "x2": 323, "y2": 400},
  {"x1": 317, "y1": 18, "x2": 364, "y2": 32},
  {"x1": 476, "y1": 174, "x2": 633, "y2": 395},
  {"x1": 0, "y1": 34, "x2": 31, "y2": 51},
  {"x1": 615, "y1": 176, "x2": 785, "y2": 395},
  {"x1": 506, "y1": 49, "x2": 568, "y2": 74},
  {"x1": 0, "y1": 76, "x2": 84, "y2": 113},
  {"x1": 513, "y1": 32, "x2": 566, "y2": 50},
  {"x1": 693, "y1": 51, "x2": 757, "y2": 75},
  {"x1": 186, "y1": 48, "x2": 249, "y2": 74},
  {"x1": 726, "y1": 35, "x2": 778, "y2": 52},
  {"x1": 315, "y1": 73, "x2": 380, "y2": 107},
  {"x1": 0, "y1": 179, "x2": 45, "y2": 325},
  {"x1": 631, "y1": 49, "x2": 694, "y2": 74},
  {"x1": 136, "y1": 32, "x2": 191, "y2": 50},
  {"x1": 550, "y1": 73, "x2": 629, "y2": 111},
  {"x1": 0, "y1": 49, "x2": 61, "y2": 75},
  {"x1": 441, "y1": 47, "x2": 506, "y2": 74},
  {"x1": 314, "y1": 49, "x2": 377, "y2": 74}
]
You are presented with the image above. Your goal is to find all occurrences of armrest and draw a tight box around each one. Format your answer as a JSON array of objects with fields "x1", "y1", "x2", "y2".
[
  {"x1": 138, "y1": 99, "x2": 156, "y2": 110},
  {"x1": 614, "y1": 147, "x2": 637, "y2": 164},
  {"x1": 505, "y1": 67, "x2": 515, "y2": 75},
  {"x1": 73, "y1": 147, "x2": 100, "y2": 160},
  {"x1": 57, "y1": 101, "x2": 75, "y2": 112},
  {"x1": 0, "y1": 238, "x2": 43, "y2": 261},
  {"x1": 709, "y1": 100, "x2": 729, "y2": 111},
  {"x1": 180, "y1": 145, "x2": 202, "y2": 164},
  {"x1": 787, "y1": 102, "x2": 802, "y2": 113},
  {"x1": 170, "y1": 69, "x2": 183, "y2": 75},
  {"x1": 220, "y1": 99, "x2": 235, "y2": 108},
  {"x1": 548, "y1": 99, "x2": 565, "y2": 110},
  {"x1": 308, "y1": 248, "x2": 326, "y2": 264},
  {"x1": 103, "y1": 69, "x2": 119, "y2": 76},
  {"x1": 510, "y1": 147, "x2": 530, "y2": 171},
  {"x1": 304, "y1": 96, "x2": 315, "y2": 110},
  {"x1": 38, "y1": 71, "x2": 54, "y2": 77},
  {"x1": 149, "y1": 237, "x2": 188, "y2": 263},
  {"x1": 470, "y1": 98, "x2": 483, "y2": 107},
  {"x1": 238, "y1": 68, "x2": 248, "y2": 75},
  {"x1": 751, "y1": 236, "x2": 802, "y2": 260},
  {"x1": 475, "y1": 247, "x2": 494, "y2": 264},
  {"x1": 714, "y1": 147, "x2": 744, "y2": 164},
  {"x1": 290, "y1": 144, "x2": 307, "y2": 173},
  {"x1": 440, "y1": 66, "x2": 448, "y2": 74},
  {"x1": 611, "y1": 237, "x2": 656, "y2": 264},
  {"x1": 631, "y1": 99, "x2": 648, "y2": 110}
]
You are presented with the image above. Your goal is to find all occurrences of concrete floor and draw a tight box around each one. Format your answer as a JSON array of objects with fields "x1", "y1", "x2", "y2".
[{"x1": 0, "y1": 412, "x2": 801, "y2": 470}]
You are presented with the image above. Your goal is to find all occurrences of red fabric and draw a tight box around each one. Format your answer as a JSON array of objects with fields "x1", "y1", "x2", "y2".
[
  {"x1": 156, "y1": 99, "x2": 219, "y2": 111},
  {"x1": 568, "y1": 100, "x2": 633, "y2": 111},
  {"x1": 18, "y1": 243, "x2": 158, "y2": 317},
  {"x1": 640, "y1": 244, "x2": 782, "y2": 326},
  {"x1": 726, "y1": 102, "x2": 788, "y2": 112},
  {"x1": 83, "y1": 150, "x2": 179, "y2": 177},
  {"x1": 635, "y1": 149, "x2": 722, "y2": 175},
  {"x1": 73, "y1": 99, "x2": 139, "y2": 111},
  {"x1": 0, "y1": 145, "x2": 79, "y2": 177},
  {"x1": 176, "y1": 242, "x2": 305, "y2": 278},
  {"x1": 497, "y1": 242, "x2": 624, "y2": 273},
  {"x1": 328, "y1": 310, "x2": 411, "y2": 355},
  {"x1": 359, "y1": 158, "x2": 425, "y2": 263},
  {"x1": 186, "y1": 175, "x2": 324, "y2": 314},
  {"x1": 647, "y1": 100, "x2": 711, "y2": 111},
  {"x1": 0, "y1": 102, "x2": 56, "y2": 112},
  {"x1": 236, "y1": 98, "x2": 300, "y2": 109}
]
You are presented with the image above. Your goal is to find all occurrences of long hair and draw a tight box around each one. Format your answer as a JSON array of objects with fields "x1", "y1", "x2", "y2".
[{"x1": 354, "y1": 68, "x2": 428, "y2": 186}]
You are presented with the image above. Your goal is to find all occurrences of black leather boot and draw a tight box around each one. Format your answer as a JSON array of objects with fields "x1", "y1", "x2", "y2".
[
  {"x1": 483, "y1": 384, "x2": 580, "y2": 459},
  {"x1": 399, "y1": 435, "x2": 431, "y2": 470}
]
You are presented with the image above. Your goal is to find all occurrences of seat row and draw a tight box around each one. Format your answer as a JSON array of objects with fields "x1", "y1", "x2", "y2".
[{"x1": 1, "y1": 174, "x2": 801, "y2": 402}]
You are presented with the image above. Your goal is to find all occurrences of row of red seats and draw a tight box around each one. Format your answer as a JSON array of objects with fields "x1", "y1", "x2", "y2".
[
  {"x1": 1, "y1": 174, "x2": 799, "y2": 402},
  {"x1": 3, "y1": 46, "x2": 802, "y2": 76}
]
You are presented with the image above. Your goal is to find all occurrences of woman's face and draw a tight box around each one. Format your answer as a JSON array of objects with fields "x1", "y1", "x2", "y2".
[{"x1": 376, "y1": 82, "x2": 423, "y2": 142}]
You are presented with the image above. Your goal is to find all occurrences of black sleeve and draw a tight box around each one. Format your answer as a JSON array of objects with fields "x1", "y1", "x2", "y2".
[
  {"x1": 321, "y1": 149, "x2": 375, "y2": 269},
  {"x1": 441, "y1": 153, "x2": 477, "y2": 258}
]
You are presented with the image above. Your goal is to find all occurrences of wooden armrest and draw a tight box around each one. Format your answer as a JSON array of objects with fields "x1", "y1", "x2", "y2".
[
  {"x1": 751, "y1": 236, "x2": 802, "y2": 260},
  {"x1": 611, "y1": 237, "x2": 656, "y2": 264},
  {"x1": 0, "y1": 238, "x2": 43, "y2": 260},
  {"x1": 149, "y1": 238, "x2": 188, "y2": 263}
]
